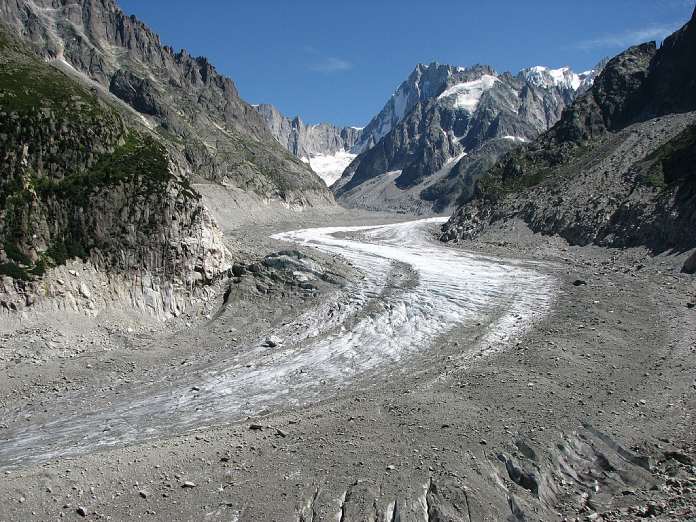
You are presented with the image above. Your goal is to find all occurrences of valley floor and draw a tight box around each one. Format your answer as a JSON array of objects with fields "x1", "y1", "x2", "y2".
[{"x1": 0, "y1": 209, "x2": 695, "y2": 521}]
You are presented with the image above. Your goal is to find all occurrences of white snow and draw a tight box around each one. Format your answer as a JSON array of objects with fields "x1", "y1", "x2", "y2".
[
  {"x1": 524, "y1": 66, "x2": 585, "y2": 91},
  {"x1": 502, "y1": 135, "x2": 529, "y2": 143},
  {"x1": 307, "y1": 150, "x2": 356, "y2": 187},
  {"x1": 437, "y1": 74, "x2": 499, "y2": 112}
]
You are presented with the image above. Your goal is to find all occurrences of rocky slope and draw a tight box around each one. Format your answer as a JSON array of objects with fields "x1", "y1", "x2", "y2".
[
  {"x1": 255, "y1": 103, "x2": 362, "y2": 186},
  {"x1": 0, "y1": 0, "x2": 335, "y2": 319},
  {"x1": 0, "y1": 26, "x2": 230, "y2": 318},
  {"x1": 441, "y1": 8, "x2": 696, "y2": 255},
  {"x1": 0, "y1": 0, "x2": 331, "y2": 206},
  {"x1": 333, "y1": 62, "x2": 598, "y2": 214}
]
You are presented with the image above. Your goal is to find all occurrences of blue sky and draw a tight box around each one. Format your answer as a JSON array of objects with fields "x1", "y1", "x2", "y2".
[{"x1": 119, "y1": 0, "x2": 695, "y2": 127}]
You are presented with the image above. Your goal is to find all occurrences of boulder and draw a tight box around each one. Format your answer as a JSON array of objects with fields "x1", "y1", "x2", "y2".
[{"x1": 682, "y1": 251, "x2": 696, "y2": 274}]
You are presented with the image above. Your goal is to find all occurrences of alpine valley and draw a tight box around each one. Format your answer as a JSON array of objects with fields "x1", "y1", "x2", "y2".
[{"x1": 1, "y1": 2, "x2": 695, "y2": 522}]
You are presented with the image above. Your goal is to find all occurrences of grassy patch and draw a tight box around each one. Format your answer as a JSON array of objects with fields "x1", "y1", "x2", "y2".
[
  {"x1": 644, "y1": 169, "x2": 666, "y2": 189},
  {"x1": 0, "y1": 39, "x2": 103, "y2": 116}
]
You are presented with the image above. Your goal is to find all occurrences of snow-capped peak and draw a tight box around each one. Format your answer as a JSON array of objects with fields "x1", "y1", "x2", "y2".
[{"x1": 523, "y1": 66, "x2": 588, "y2": 91}]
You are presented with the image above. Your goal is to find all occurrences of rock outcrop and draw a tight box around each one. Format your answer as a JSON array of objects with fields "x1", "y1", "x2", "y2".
[
  {"x1": 441, "y1": 8, "x2": 696, "y2": 254},
  {"x1": 0, "y1": 28, "x2": 229, "y2": 316}
]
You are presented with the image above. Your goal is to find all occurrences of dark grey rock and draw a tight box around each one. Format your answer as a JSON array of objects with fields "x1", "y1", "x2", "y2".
[
  {"x1": 232, "y1": 264, "x2": 247, "y2": 277},
  {"x1": 682, "y1": 251, "x2": 696, "y2": 274}
]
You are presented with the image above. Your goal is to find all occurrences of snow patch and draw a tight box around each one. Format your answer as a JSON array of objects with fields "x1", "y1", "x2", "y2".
[
  {"x1": 308, "y1": 151, "x2": 357, "y2": 187},
  {"x1": 437, "y1": 75, "x2": 499, "y2": 112},
  {"x1": 502, "y1": 136, "x2": 529, "y2": 143},
  {"x1": 524, "y1": 66, "x2": 587, "y2": 91}
]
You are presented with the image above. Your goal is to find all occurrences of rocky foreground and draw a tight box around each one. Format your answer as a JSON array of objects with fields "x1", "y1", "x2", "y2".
[{"x1": 0, "y1": 212, "x2": 694, "y2": 521}]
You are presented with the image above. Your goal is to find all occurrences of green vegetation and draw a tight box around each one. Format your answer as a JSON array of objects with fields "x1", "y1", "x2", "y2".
[
  {"x1": 9, "y1": 132, "x2": 188, "y2": 277},
  {"x1": 640, "y1": 124, "x2": 696, "y2": 189},
  {"x1": 0, "y1": 37, "x2": 195, "y2": 281},
  {"x1": 0, "y1": 32, "x2": 103, "y2": 116},
  {"x1": 46, "y1": 238, "x2": 89, "y2": 266},
  {"x1": 35, "y1": 132, "x2": 173, "y2": 203},
  {"x1": 0, "y1": 27, "x2": 209, "y2": 284},
  {"x1": 644, "y1": 169, "x2": 666, "y2": 189},
  {"x1": 3, "y1": 240, "x2": 32, "y2": 265}
]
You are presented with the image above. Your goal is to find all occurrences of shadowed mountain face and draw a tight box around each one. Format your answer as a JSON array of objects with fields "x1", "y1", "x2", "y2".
[
  {"x1": 441, "y1": 8, "x2": 696, "y2": 254},
  {"x1": 331, "y1": 62, "x2": 597, "y2": 215}
]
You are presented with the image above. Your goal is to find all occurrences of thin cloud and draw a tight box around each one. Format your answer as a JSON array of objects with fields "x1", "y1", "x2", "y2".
[
  {"x1": 309, "y1": 56, "x2": 353, "y2": 73},
  {"x1": 574, "y1": 23, "x2": 683, "y2": 51}
]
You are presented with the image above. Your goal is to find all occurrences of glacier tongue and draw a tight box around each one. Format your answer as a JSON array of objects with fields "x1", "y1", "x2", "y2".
[{"x1": 0, "y1": 218, "x2": 556, "y2": 469}]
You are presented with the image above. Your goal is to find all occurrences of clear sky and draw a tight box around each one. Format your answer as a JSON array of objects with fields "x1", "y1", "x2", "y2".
[{"x1": 118, "y1": 0, "x2": 695, "y2": 127}]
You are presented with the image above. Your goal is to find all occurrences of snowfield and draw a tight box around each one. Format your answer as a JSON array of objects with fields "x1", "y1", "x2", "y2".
[
  {"x1": 0, "y1": 218, "x2": 557, "y2": 469},
  {"x1": 437, "y1": 74, "x2": 499, "y2": 112},
  {"x1": 304, "y1": 150, "x2": 357, "y2": 186}
]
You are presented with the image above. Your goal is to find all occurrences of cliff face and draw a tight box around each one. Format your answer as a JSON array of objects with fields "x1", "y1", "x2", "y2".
[
  {"x1": 441, "y1": 9, "x2": 696, "y2": 253},
  {"x1": 255, "y1": 104, "x2": 362, "y2": 159},
  {"x1": 0, "y1": 0, "x2": 333, "y2": 205},
  {"x1": 0, "y1": 29, "x2": 229, "y2": 316}
]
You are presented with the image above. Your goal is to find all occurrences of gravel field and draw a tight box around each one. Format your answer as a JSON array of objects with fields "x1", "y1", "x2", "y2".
[{"x1": 0, "y1": 210, "x2": 694, "y2": 521}]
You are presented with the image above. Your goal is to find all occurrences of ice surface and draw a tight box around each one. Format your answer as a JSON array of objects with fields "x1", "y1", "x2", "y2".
[{"x1": 524, "y1": 66, "x2": 586, "y2": 91}]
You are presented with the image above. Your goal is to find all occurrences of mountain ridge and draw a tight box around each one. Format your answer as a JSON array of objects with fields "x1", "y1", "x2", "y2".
[
  {"x1": 0, "y1": 0, "x2": 332, "y2": 204},
  {"x1": 441, "y1": 7, "x2": 696, "y2": 254},
  {"x1": 331, "y1": 61, "x2": 599, "y2": 214},
  {"x1": 0, "y1": 0, "x2": 333, "y2": 318}
]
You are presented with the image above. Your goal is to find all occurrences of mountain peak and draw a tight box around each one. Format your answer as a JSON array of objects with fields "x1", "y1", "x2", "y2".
[{"x1": 521, "y1": 65, "x2": 595, "y2": 91}]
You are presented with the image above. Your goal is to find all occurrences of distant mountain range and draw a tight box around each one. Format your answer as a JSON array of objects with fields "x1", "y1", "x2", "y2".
[
  {"x1": 254, "y1": 104, "x2": 362, "y2": 186},
  {"x1": 257, "y1": 61, "x2": 601, "y2": 213},
  {"x1": 333, "y1": 62, "x2": 601, "y2": 214}
]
